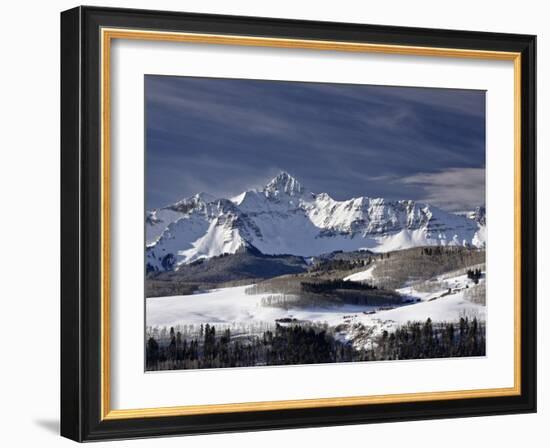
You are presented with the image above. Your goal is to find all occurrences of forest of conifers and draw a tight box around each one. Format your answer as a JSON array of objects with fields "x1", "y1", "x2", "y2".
[{"x1": 146, "y1": 317, "x2": 485, "y2": 371}]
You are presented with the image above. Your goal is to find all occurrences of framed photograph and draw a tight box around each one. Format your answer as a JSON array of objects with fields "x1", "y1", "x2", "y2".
[{"x1": 60, "y1": 6, "x2": 536, "y2": 441}]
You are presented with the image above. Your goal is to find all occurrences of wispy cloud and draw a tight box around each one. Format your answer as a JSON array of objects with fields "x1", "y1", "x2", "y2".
[
  {"x1": 145, "y1": 76, "x2": 486, "y2": 209},
  {"x1": 398, "y1": 167, "x2": 485, "y2": 211}
]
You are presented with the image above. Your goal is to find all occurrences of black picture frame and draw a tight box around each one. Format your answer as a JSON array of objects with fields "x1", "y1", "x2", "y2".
[{"x1": 61, "y1": 5, "x2": 536, "y2": 442}]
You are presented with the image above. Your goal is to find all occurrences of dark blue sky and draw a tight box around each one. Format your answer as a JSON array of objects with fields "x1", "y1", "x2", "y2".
[{"x1": 145, "y1": 75, "x2": 485, "y2": 212}]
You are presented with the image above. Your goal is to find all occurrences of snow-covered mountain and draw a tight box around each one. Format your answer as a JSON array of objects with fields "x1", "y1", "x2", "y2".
[{"x1": 146, "y1": 172, "x2": 486, "y2": 272}]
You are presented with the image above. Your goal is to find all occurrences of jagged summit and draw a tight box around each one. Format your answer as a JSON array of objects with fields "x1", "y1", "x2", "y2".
[
  {"x1": 263, "y1": 171, "x2": 305, "y2": 198},
  {"x1": 170, "y1": 192, "x2": 215, "y2": 212},
  {"x1": 146, "y1": 171, "x2": 486, "y2": 271}
]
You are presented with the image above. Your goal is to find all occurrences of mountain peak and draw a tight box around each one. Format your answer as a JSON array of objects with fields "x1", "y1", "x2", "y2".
[
  {"x1": 264, "y1": 171, "x2": 304, "y2": 197},
  {"x1": 169, "y1": 192, "x2": 215, "y2": 213}
]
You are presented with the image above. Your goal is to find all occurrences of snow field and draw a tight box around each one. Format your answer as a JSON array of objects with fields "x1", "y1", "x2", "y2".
[{"x1": 147, "y1": 267, "x2": 486, "y2": 348}]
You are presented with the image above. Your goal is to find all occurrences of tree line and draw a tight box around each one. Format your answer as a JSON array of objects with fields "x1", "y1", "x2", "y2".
[
  {"x1": 373, "y1": 317, "x2": 485, "y2": 360},
  {"x1": 310, "y1": 257, "x2": 373, "y2": 273},
  {"x1": 146, "y1": 323, "x2": 354, "y2": 370},
  {"x1": 301, "y1": 279, "x2": 378, "y2": 294},
  {"x1": 146, "y1": 317, "x2": 485, "y2": 371}
]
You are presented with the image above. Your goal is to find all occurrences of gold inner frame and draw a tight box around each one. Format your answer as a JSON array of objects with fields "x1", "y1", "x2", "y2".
[{"x1": 100, "y1": 27, "x2": 522, "y2": 420}]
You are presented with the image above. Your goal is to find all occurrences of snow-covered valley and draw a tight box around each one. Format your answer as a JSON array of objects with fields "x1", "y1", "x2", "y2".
[{"x1": 147, "y1": 265, "x2": 486, "y2": 350}]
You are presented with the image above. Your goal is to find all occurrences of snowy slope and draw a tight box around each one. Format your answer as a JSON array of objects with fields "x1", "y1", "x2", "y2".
[
  {"x1": 146, "y1": 172, "x2": 486, "y2": 271},
  {"x1": 344, "y1": 266, "x2": 375, "y2": 282},
  {"x1": 146, "y1": 285, "x2": 375, "y2": 330},
  {"x1": 146, "y1": 270, "x2": 485, "y2": 347}
]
